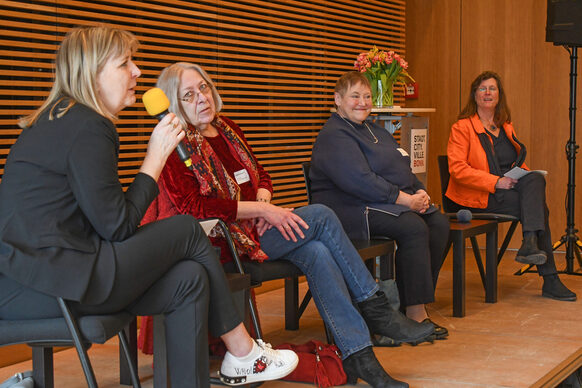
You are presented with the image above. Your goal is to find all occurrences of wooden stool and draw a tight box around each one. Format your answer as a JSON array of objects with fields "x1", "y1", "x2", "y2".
[{"x1": 446, "y1": 219, "x2": 498, "y2": 317}]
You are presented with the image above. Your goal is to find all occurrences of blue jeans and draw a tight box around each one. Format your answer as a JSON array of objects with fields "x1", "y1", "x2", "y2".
[{"x1": 259, "y1": 204, "x2": 377, "y2": 358}]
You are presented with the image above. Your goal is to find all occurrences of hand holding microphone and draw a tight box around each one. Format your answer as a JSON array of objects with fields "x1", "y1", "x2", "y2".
[{"x1": 143, "y1": 87, "x2": 191, "y2": 170}]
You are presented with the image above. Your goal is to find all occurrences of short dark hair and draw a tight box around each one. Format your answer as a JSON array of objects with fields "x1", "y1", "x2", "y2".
[
  {"x1": 335, "y1": 71, "x2": 371, "y2": 96},
  {"x1": 458, "y1": 70, "x2": 511, "y2": 126}
]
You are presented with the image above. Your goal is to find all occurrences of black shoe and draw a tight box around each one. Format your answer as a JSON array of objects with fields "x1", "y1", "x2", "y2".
[
  {"x1": 422, "y1": 318, "x2": 448, "y2": 340},
  {"x1": 343, "y1": 347, "x2": 408, "y2": 388},
  {"x1": 542, "y1": 275, "x2": 577, "y2": 301},
  {"x1": 358, "y1": 291, "x2": 435, "y2": 345},
  {"x1": 515, "y1": 233, "x2": 547, "y2": 265}
]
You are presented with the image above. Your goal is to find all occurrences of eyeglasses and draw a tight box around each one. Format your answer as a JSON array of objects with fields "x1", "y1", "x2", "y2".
[
  {"x1": 477, "y1": 86, "x2": 498, "y2": 93},
  {"x1": 180, "y1": 83, "x2": 211, "y2": 103}
]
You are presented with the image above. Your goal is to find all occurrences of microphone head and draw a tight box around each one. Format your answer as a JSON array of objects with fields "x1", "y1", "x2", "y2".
[
  {"x1": 143, "y1": 87, "x2": 170, "y2": 117},
  {"x1": 456, "y1": 209, "x2": 472, "y2": 223}
]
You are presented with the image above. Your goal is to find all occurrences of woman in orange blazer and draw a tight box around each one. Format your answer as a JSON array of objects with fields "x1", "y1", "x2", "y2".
[{"x1": 446, "y1": 70, "x2": 575, "y2": 301}]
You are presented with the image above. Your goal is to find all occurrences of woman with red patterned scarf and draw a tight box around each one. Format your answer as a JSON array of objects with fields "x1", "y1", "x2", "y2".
[{"x1": 150, "y1": 62, "x2": 438, "y2": 388}]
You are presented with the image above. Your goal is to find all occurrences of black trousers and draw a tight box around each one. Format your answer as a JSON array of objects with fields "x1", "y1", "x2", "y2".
[
  {"x1": 368, "y1": 210, "x2": 450, "y2": 307},
  {"x1": 0, "y1": 214, "x2": 241, "y2": 388},
  {"x1": 451, "y1": 173, "x2": 558, "y2": 277}
]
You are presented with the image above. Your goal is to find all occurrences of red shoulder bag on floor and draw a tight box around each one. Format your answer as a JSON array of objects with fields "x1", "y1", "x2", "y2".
[{"x1": 275, "y1": 340, "x2": 347, "y2": 388}]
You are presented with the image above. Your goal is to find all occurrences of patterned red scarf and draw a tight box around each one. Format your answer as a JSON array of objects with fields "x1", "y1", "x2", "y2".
[{"x1": 183, "y1": 116, "x2": 268, "y2": 261}]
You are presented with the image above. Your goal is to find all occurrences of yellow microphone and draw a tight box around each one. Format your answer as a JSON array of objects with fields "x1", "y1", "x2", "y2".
[{"x1": 142, "y1": 88, "x2": 192, "y2": 169}]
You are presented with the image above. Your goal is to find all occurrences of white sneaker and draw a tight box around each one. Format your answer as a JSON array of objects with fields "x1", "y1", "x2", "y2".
[{"x1": 219, "y1": 339, "x2": 298, "y2": 386}]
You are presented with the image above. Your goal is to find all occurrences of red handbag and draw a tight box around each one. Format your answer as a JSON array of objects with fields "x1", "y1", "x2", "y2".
[{"x1": 275, "y1": 340, "x2": 347, "y2": 388}]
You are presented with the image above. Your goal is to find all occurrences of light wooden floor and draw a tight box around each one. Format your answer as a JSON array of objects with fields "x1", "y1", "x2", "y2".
[{"x1": 2, "y1": 249, "x2": 582, "y2": 387}]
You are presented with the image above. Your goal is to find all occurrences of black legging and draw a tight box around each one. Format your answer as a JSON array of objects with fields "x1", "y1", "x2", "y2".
[
  {"x1": 367, "y1": 210, "x2": 450, "y2": 307},
  {"x1": 449, "y1": 172, "x2": 558, "y2": 277},
  {"x1": 0, "y1": 214, "x2": 241, "y2": 388}
]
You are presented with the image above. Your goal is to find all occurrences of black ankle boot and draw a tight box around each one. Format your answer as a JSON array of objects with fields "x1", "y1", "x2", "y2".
[
  {"x1": 343, "y1": 347, "x2": 408, "y2": 388},
  {"x1": 358, "y1": 291, "x2": 434, "y2": 345},
  {"x1": 542, "y1": 274, "x2": 577, "y2": 301},
  {"x1": 515, "y1": 232, "x2": 547, "y2": 265}
]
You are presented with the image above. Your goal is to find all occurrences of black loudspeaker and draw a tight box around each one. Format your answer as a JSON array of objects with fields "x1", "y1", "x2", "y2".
[{"x1": 546, "y1": 0, "x2": 582, "y2": 46}]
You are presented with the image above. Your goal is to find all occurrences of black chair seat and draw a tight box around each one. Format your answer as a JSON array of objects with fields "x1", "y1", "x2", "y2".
[
  {"x1": 224, "y1": 259, "x2": 304, "y2": 285},
  {"x1": 1, "y1": 298, "x2": 140, "y2": 388},
  {"x1": 1, "y1": 312, "x2": 133, "y2": 346}
]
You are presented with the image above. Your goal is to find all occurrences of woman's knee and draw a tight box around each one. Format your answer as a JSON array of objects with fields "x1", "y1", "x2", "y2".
[
  {"x1": 145, "y1": 214, "x2": 204, "y2": 241},
  {"x1": 166, "y1": 261, "x2": 209, "y2": 302},
  {"x1": 521, "y1": 171, "x2": 546, "y2": 190},
  {"x1": 287, "y1": 240, "x2": 334, "y2": 271},
  {"x1": 430, "y1": 211, "x2": 451, "y2": 234},
  {"x1": 171, "y1": 214, "x2": 205, "y2": 235},
  {"x1": 303, "y1": 204, "x2": 340, "y2": 223},
  {"x1": 396, "y1": 212, "x2": 430, "y2": 241}
]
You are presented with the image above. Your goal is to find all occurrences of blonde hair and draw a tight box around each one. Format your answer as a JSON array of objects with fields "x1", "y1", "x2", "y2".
[
  {"x1": 156, "y1": 62, "x2": 223, "y2": 129},
  {"x1": 19, "y1": 25, "x2": 139, "y2": 128}
]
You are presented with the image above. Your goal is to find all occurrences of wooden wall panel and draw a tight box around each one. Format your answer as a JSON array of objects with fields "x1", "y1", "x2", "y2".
[
  {"x1": 405, "y1": 0, "x2": 461, "y2": 203},
  {"x1": 0, "y1": 0, "x2": 408, "y2": 208},
  {"x1": 407, "y1": 0, "x2": 582, "y2": 251}
]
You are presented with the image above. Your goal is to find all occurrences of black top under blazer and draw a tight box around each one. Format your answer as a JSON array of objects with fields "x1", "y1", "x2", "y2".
[
  {"x1": 310, "y1": 112, "x2": 434, "y2": 239},
  {"x1": 0, "y1": 102, "x2": 158, "y2": 304}
]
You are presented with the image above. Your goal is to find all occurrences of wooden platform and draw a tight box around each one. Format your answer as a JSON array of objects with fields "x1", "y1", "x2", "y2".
[{"x1": 1, "y1": 249, "x2": 581, "y2": 387}]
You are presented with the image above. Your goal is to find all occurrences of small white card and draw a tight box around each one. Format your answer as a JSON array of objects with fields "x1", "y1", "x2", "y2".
[
  {"x1": 234, "y1": 169, "x2": 250, "y2": 184},
  {"x1": 199, "y1": 219, "x2": 218, "y2": 236},
  {"x1": 504, "y1": 167, "x2": 548, "y2": 180},
  {"x1": 397, "y1": 148, "x2": 409, "y2": 157}
]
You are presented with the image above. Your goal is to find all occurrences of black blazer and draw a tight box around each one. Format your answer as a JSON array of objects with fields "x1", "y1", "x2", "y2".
[{"x1": 0, "y1": 102, "x2": 158, "y2": 304}]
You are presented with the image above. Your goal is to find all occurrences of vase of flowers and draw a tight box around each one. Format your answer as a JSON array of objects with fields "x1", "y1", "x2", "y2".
[{"x1": 354, "y1": 46, "x2": 414, "y2": 108}]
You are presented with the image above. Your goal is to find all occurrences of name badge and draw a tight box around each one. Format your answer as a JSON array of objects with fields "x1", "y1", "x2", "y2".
[
  {"x1": 234, "y1": 169, "x2": 251, "y2": 184},
  {"x1": 397, "y1": 148, "x2": 409, "y2": 157}
]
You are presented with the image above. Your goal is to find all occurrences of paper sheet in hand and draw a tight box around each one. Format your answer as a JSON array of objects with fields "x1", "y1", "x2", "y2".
[
  {"x1": 504, "y1": 166, "x2": 548, "y2": 180},
  {"x1": 199, "y1": 219, "x2": 218, "y2": 236}
]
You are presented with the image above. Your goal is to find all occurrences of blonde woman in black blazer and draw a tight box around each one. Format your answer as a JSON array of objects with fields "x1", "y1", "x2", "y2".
[{"x1": 0, "y1": 26, "x2": 296, "y2": 388}]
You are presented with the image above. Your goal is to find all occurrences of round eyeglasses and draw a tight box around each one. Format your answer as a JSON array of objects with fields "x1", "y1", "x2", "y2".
[{"x1": 180, "y1": 83, "x2": 211, "y2": 103}]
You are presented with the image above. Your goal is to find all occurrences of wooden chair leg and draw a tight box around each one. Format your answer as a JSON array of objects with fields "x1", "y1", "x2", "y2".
[
  {"x1": 284, "y1": 277, "x2": 299, "y2": 330},
  {"x1": 470, "y1": 236, "x2": 487, "y2": 289},
  {"x1": 498, "y1": 221, "x2": 519, "y2": 265},
  {"x1": 32, "y1": 346, "x2": 54, "y2": 388},
  {"x1": 378, "y1": 253, "x2": 395, "y2": 280}
]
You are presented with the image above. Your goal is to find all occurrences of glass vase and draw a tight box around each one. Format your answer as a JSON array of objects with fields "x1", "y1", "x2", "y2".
[{"x1": 373, "y1": 78, "x2": 394, "y2": 108}]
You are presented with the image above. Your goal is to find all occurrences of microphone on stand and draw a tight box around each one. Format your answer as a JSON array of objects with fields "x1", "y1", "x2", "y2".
[
  {"x1": 456, "y1": 209, "x2": 473, "y2": 223},
  {"x1": 142, "y1": 87, "x2": 192, "y2": 170}
]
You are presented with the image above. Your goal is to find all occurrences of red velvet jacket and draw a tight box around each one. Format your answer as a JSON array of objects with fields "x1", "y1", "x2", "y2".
[{"x1": 142, "y1": 116, "x2": 273, "y2": 263}]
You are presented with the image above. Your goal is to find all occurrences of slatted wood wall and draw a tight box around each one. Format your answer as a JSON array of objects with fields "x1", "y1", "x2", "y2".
[{"x1": 0, "y1": 0, "x2": 406, "y2": 207}]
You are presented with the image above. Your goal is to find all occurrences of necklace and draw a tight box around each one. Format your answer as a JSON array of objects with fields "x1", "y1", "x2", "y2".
[
  {"x1": 478, "y1": 114, "x2": 497, "y2": 131},
  {"x1": 339, "y1": 115, "x2": 378, "y2": 144}
]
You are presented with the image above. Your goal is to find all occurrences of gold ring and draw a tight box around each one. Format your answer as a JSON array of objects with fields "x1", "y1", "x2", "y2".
[{"x1": 172, "y1": 123, "x2": 177, "y2": 129}]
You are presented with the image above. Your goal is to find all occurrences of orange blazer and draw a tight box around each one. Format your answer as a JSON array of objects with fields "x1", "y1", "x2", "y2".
[{"x1": 446, "y1": 114, "x2": 528, "y2": 209}]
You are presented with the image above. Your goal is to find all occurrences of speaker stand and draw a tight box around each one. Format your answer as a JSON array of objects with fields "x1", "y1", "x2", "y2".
[
  {"x1": 554, "y1": 46, "x2": 582, "y2": 276},
  {"x1": 514, "y1": 45, "x2": 582, "y2": 277}
]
